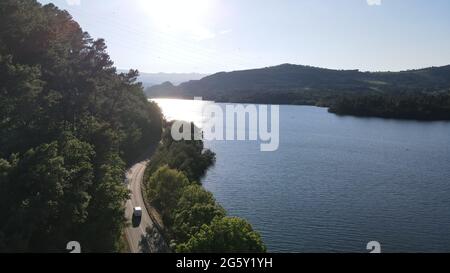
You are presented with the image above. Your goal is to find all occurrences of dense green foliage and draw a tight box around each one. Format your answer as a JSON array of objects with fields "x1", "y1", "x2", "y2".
[
  {"x1": 0, "y1": 0, "x2": 162, "y2": 252},
  {"x1": 176, "y1": 217, "x2": 266, "y2": 253},
  {"x1": 328, "y1": 91, "x2": 450, "y2": 120},
  {"x1": 144, "y1": 125, "x2": 266, "y2": 253},
  {"x1": 147, "y1": 121, "x2": 215, "y2": 182},
  {"x1": 172, "y1": 184, "x2": 226, "y2": 244},
  {"x1": 147, "y1": 166, "x2": 189, "y2": 224},
  {"x1": 147, "y1": 63, "x2": 450, "y2": 120}
]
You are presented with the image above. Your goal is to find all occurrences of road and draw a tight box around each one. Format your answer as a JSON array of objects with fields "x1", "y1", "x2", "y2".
[{"x1": 124, "y1": 160, "x2": 168, "y2": 253}]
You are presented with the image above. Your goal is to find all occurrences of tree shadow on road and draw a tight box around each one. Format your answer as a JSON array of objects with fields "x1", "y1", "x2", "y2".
[
  {"x1": 139, "y1": 226, "x2": 171, "y2": 253},
  {"x1": 139, "y1": 233, "x2": 151, "y2": 253}
]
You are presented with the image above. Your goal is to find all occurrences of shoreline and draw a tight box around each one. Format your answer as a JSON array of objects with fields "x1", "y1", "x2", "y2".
[{"x1": 149, "y1": 97, "x2": 450, "y2": 122}]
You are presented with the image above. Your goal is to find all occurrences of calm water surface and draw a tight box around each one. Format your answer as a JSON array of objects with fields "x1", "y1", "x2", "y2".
[{"x1": 152, "y1": 98, "x2": 450, "y2": 253}]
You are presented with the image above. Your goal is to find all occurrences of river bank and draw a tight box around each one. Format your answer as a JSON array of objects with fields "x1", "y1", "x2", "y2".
[{"x1": 142, "y1": 121, "x2": 266, "y2": 252}]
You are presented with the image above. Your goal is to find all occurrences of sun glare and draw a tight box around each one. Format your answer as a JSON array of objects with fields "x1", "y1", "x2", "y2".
[
  {"x1": 138, "y1": 0, "x2": 213, "y2": 40},
  {"x1": 151, "y1": 98, "x2": 210, "y2": 127}
]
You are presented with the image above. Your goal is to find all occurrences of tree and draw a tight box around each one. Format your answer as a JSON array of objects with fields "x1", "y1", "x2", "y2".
[
  {"x1": 0, "y1": 135, "x2": 94, "y2": 252},
  {"x1": 147, "y1": 122, "x2": 215, "y2": 182},
  {"x1": 176, "y1": 217, "x2": 266, "y2": 253},
  {"x1": 328, "y1": 91, "x2": 450, "y2": 120},
  {"x1": 79, "y1": 152, "x2": 130, "y2": 252},
  {"x1": 146, "y1": 166, "x2": 189, "y2": 224},
  {"x1": 0, "y1": 0, "x2": 163, "y2": 252},
  {"x1": 172, "y1": 184, "x2": 225, "y2": 243}
]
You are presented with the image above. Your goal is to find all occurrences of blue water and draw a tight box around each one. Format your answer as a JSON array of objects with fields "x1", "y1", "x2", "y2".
[{"x1": 154, "y1": 99, "x2": 450, "y2": 253}]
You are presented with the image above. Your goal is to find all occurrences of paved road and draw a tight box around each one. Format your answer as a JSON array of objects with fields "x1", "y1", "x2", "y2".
[{"x1": 124, "y1": 160, "x2": 167, "y2": 253}]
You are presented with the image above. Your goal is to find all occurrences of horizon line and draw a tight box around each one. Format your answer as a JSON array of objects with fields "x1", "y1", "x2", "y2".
[{"x1": 118, "y1": 62, "x2": 450, "y2": 75}]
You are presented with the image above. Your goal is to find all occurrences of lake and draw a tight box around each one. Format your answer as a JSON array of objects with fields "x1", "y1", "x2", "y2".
[{"x1": 152, "y1": 98, "x2": 450, "y2": 253}]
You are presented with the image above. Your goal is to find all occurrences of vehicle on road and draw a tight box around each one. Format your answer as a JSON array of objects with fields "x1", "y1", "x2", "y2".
[
  {"x1": 132, "y1": 207, "x2": 143, "y2": 227},
  {"x1": 133, "y1": 207, "x2": 142, "y2": 218}
]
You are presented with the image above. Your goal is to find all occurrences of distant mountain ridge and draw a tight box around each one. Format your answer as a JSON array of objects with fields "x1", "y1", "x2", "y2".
[
  {"x1": 145, "y1": 63, "x2": 450, "y2": 105},
  {"x1": 117, "y1": 69, "x2": 208, "y2": 88}
]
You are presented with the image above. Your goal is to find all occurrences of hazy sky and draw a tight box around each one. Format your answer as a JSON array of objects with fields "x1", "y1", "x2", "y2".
[{"x1": 38, "y1": 0, "x2": 450, "y2": 73}]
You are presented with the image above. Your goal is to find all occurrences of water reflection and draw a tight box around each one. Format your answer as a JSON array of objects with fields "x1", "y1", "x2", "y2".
[{"x1": 150, "y1": 98, "x2": 210, "y2": 127}]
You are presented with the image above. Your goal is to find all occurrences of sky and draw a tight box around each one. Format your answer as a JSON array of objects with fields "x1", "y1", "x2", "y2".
[{"x1": 38, "y1": 0, "x2": 450, "y2": 73}]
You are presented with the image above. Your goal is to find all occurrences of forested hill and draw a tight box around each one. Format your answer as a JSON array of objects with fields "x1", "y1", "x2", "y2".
[
  {"x1": 148, "y1": 64, "x2": 450, "y2": 99},
  {"x1": 146, "y1": 63, "x2": 450, "y2": 120},
  {"x1": 0, "y1": 0, "x2": 163, "y2": 252}
]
